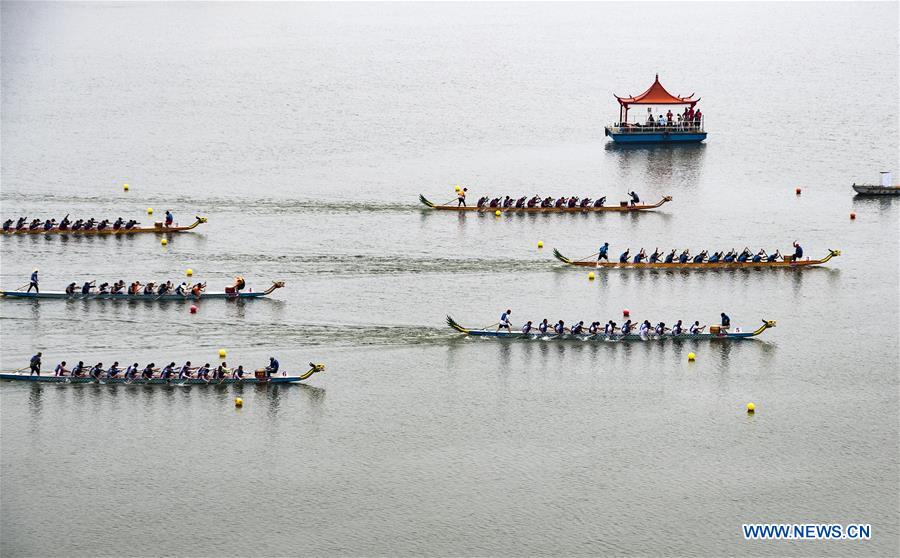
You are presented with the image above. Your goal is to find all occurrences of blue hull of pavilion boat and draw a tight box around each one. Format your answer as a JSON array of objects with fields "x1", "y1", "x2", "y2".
[{"x1": 605, "y1": 128, "x2": 707, "y2": 144}]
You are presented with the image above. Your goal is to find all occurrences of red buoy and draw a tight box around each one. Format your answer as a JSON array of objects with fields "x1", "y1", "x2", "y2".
[
  {"x1": 190, "y1": 305, "x2": 198, "y2": 314},
  {"x1": 795, "y1": 187, "x2": 802, "y2": 195},
  {"x1": 850, "y1": 212, "x2": 856, "y2": 220},
  {"x1": 623, "y1": 309, "x2": 630, "y2": 317}
]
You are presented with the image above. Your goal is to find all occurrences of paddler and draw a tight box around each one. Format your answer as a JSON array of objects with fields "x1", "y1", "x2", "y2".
[
  {"x1": 639, "y1": 320, "x2": 651, "y2": 336},
  {"x1": 655, "y1": 322, "x2": 669, "y2": 336},
  {"x1": 664, "y1": 249, "x2": 676, "y2": 263},
  {"x1": 597, "y1": 242, "x2": 610, "y2": 262},
  {"x1": 141, "y1": 363, "x2": 156, "y2": 379},
  {"x1": 15, "y1": 217, "x2": 27, "y2": 230},
  {"x1": 538, "y1": 318, "x2": 549, "y2": 334},
  {"x1": 693, "y1": 250, "x2": 708, "y2": 263},
  {"x1": 593, "y1": 196, "x2": 606, "y2": 207},
  {"x1": 59, "y1": 215, "x2": 70, "y2": 230},
  {"x1": 71, "y1": 361, "x2": 86, "y2": 377},
  {"x1": 143, "y1": 282, "x2": 156, "y2": 295},
  {"x1": 29, "y1": 352, "x2": 42, "y2": 375},
  {"x1": 768, "y1": 250, "x2": 782, "y2": 262},
  {"x1": 648, "y1": 248, "x2": 662, "y2": 263},
  {"x1": 43, "y1": 218, "x2": 56, "y2": 231},
  {"x1": 604, "y1": 321, "x2": 616, "y2": 335},
  {"x1": 213, "y1": 362, "x2": 228, "y2": 381},
  {"x1": 174, "y1": 282, "x2": 188, "y2": 296},
  {"x1": 553, "y1": 320, "x2": 567, "y2": 335},
  {"x1": 2, "y1": 219, "x2": 12, "y2": 231},
  {"x1": 196, "y1": 363, "x2": 211, "y2": 381},
  {"x1": 571, "y1": 320, "x2": 585, "y2": 335},
  {"x1": 633, "y1": 248, "x2": 647, "y2": 263},
  {"x1": 54, "y1": 361, "x2": 69, "y2": 377},
  {"x1": 265, "y1": 357, "x2": 280, "y2": 377},
  {"x1": 113, "y1": 217, "x2": 124, "y2": 230},
  {"x1": 588, "y1": 321, "x2": 600, "y2": 334},
  {"x1": 98, "y1": 282, "x2": 110, "y2": 294},
  {"x1": 160, "y1": 362, "x2": 176, "y2": 379},
  {"x1": 708, "y1": 251, "x2": 722, "y2": 263},
  {"x1": 498, "y1": 309, "x2": 512, "y2": 331},
  {"x1": 521, "y1": 321, "x2": 533, "y2": 334},
  {"x1": 81, "y1": 280, "x2": 95, "y2": 295},
  {"x1": 618, "y1": 249, "x2": 630, "y2": 263},
  {"x1": 107, "y1": 362, "x2": 121, "y2": 378},
  {"x1": 232, "y1": 365, "x2": 246, "y2": 380},
  {"x1": 191, "y1": 282, "x2": 206, "y2": 297},
  {"x1": 124, "y1": 363, "x2": 139, "y2": 380},
  {"x1": 689, "y1": 321, "x2": 705, "y2": 334},
  {"x1": 672, "y1": 320, "x2": 684, "y2": 335},
  {"x1": 720, "y1": 312, "x2": 731, "y2": 331},
  {"x1": 89, "y1": 362, "x2": 104, "y2": 380},
  {"x1": 27, "y1": 268, "x2": 39, "y2": 293},
  {"x1": 178, "y1": 361, "x2": 194, "y2": 380},
  {"x1": 28, "y1": 218, "x2": 41, "y2": 230},
  {"x1": 110, "y1": 281, "x2": 125, "y2": 294},
  {"x1": 620, "y1": 320, "x2": 633, "y2": 335},
  {"x1": 792, "y1": 241, "x2": 803, "y2": 261}
]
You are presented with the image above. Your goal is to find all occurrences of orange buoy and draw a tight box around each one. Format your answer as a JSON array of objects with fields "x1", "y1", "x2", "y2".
[
  {"x1": 850, "y1": 212, "x2": 856, "y2": 220},
  {"x1": 190, "y1": 305, "x2": 198, "y2": 314},
  {"x1": 795, "y1": 187, "x2": 802, "y2": 195},
  {"x1": 623, "y1": 309, "x2": 630, "y2": 317}
]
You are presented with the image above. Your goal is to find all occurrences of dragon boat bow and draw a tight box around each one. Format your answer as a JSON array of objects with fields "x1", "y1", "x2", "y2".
[
  {"x1": 1, "y1": 281, "x2": 285, "y2": 300},
  {"x1": 1, "y1": 364, "x2": 325, "y2": 385},
  {"x1": 419, "y1": 195, "x2": 672, "y2": 213},
  {"x1": 553, "y1": 249, "x2": 841, "y2": 269},
  {"x1": 447, "y1": 316, "x2": 775, "y2": 341}
]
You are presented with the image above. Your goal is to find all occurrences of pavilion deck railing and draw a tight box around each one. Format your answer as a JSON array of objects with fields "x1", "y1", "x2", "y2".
[{"x1": 607, "y1": 119, "x2": 705, "y2": 134}]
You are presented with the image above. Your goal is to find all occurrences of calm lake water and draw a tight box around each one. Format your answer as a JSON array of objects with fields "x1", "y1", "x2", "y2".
[{"x1": 1, "y1": 2, "x2": 898, "y2": 556}]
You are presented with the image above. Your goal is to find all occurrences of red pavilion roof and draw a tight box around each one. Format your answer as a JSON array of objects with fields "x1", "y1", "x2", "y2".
[{"x1": 615, "y1": 75, "x2": 699, "y2": 106}]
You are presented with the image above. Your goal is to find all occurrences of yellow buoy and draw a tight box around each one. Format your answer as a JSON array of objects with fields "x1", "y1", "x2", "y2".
[
  {"x1": 537, "y1": 241, "x2": 544, "y2": 248},
  {"x1": 147, "y1": 207, "x2": 153, "y2": 215},
  {"x1": 123, "y1": 183, "x2": 130, "y2": 191},
  {"x1": 235, "y1": 397, "x2": 243, "y2": 407},
  {"x1": 587, "y1": 271, "x2": 595, "y2": 280},
  {"x1": 454, "y1": 185, "x2": 461, "y2": 192},
  {"x1": 186, "y1": 268, "x2": 193, "y2": 277},
  {"x1": 687, "y1": 352, "x2": 696, "y2": 361},
  {"x1": 218, "y1": 349, "x2": 227, "y2": 358},
  {"x1": 747, "y1": 402, "x2": 756, "y2": 413},
  {"x1": 160, "y1": 238, "x2": 168, "y2": 246},
  {"x1": 494, "y1": 210, "x2": 501, "y2": 216}
]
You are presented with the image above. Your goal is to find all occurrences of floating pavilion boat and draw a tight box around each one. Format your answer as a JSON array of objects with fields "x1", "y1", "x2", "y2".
[
  {"x1": 447, "y1": 316, "x2": 775, "y2": 341},
  {"x1": 553, "y1": 249, "x2": 841, "y2": 269},
  {"x1": 0, "y1": 364, "x2": 325, "y2": 385},
  {"x1": 604, "y1": 75, "x2": 707, "y2": 143},
  {"x1": 419, "y1": 195, "x2": 672, "y2": 213},
  {"x1": 1, "y1": 216, "x2": 207, "y2": 235},
  {"x1": 1, "y1": 281, "x2": 285, "y2": 300},
  {"x1": 852, "y1": 171, "x2": 900, "y2": 196}
]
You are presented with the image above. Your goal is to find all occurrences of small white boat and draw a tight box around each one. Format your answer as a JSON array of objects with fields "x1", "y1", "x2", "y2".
[{"x1": 852, "y1": 171, "x2": 900, "y2": 196}]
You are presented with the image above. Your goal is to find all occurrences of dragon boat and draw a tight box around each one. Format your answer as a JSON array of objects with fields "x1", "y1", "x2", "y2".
[
  {"x1": 0, "y1": 364, "x2": 325, "y2": 385},
  {"x1": 1, "y1": 281, "x2": 285, "y2": 300},
  {"x1": 553, "y1": 249, "x2": 841, "y2": 269},
  {"x1": 419, "y1": 195, "x2": 672, "y2": 213},
  {"x1": 1, "y1": 216, "x2": 207, "y2": 235},
  {"x1": 447, "y1": 316, "x2": 775, "y2": 341}
]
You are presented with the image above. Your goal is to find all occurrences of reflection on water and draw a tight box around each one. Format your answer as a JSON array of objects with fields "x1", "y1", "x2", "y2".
[{"x1": 604, "y1": 142, "x2": 707, "y2": 187}]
